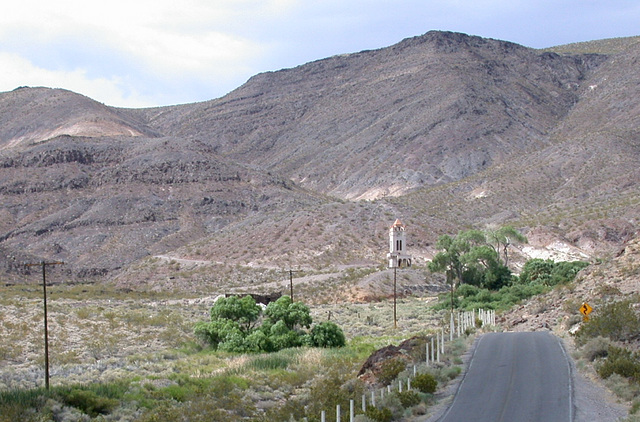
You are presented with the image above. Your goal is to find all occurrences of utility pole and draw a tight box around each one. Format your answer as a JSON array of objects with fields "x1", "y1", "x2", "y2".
[
  {"x1": 286, "y1": 269, "x2": 301, "y2": 302},
  {"x1": 447, "y1": 268, "x2": 455, "y2": 313},
  {"x1": 386, "y1": 219, "x2": 411, "y2": 330},
  {"x1": 393, "y1": 266, "x2": 397, "y2": 329},
  {"x1": 24, "y1": 261, "x2": 64, "y2": 390}
]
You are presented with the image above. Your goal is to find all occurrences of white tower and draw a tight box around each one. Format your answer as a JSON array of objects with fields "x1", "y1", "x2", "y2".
[{"x1": 387, "y1": 219, "x2": 412, "y2": 268}]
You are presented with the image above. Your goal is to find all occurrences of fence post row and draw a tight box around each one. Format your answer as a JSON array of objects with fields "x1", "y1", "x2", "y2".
[{"x1": 321, "y1": 309, "x2": 493, "y2": 420}]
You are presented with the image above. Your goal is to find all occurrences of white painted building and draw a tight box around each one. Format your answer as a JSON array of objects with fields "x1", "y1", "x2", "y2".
[{"x1": 387, "y1": 219, "x2": 412, "y2": 268}]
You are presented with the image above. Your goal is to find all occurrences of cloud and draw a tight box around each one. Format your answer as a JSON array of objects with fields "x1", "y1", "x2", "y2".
[
  {"x1": 0, "y1": 0, "x2": 638, "y2": 107},
  {"x1": 0, "y1": 0, "x2": 291, "y2": 106},
  {"x1": 0, "y1": 52, "x2": 155, "y2": 107}
]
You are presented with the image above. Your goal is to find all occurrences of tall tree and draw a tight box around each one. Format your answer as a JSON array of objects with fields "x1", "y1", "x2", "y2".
[
  {"x1": 485, "y1": 225, "x2": 527, "y2": 267},
  {"x1": 429, "y1": 227, "x2": 518, "y2": 290},
  {"x1": 428, "y1": 229, "x2": 493, "y2": 288}
]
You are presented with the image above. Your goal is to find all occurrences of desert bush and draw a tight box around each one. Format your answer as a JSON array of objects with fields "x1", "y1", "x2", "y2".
[
  {"x1": 412, "y1": 373, "x2": 437, "y2": 394},
  {"x1": 0, "y1": 388, "x2": 50, "y2": 422},
  {"x1": 576, "y1": 299, "x2": 640, "y2": 345},
  {"x1": 310, "y1": 321, "x2": 346, "y2": 348},
  {"x1": 365, "y1": 405, "x2": 393, "y2": 422},
  {"x1": 378, "y1": 358, "x2": 407, "y2": 385},
  {"x1": 581, "y1": 336, "x2": 611, "y2": 361},
  {"x1": 435, "y1": 283, "x2": 548, "y2": 311},
  {"x1": 442, "y1": 366, "x2": 463, "y2": 380},
  {"x1": 603, "y1": 374, "x2": 640, "y2": 403},
  {"x1": 456, "y1": 284, "x2": 480, "y2": 298},
  {"x1": 396, "y1": 389, "x2": 421, "y2": 408},
  {"x1": 61, "y1": 388, "x2": 118, "y2": 417},
  {"x1": 631, "y1": 399, "x2": 640, "y2": 415},
  {"x1": 304, "y1": 369, "x2": 363, "y2": 418},
  {"x1": 518, "y1": 259, "x2": 588, "y2": 286},
  {"x1": 597, "y1": 346, "x2": 640, "y2": 382}
]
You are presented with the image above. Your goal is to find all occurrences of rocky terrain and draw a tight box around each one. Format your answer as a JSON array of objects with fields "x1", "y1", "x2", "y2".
[{"x1": 0, "y1": 30, "x2": 639, "y2": 286}]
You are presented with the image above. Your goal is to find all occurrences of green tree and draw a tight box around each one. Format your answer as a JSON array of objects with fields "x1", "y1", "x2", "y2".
[
  {"x1": 309, "y1": 321, "x2": 346, "y2": 348},
  {"x1": 429, "y1": 229, "x2": 509, "y2": 289},
  {"x1": 210, "y1": 295, "x2": 262, "y2": 333},
  {"x1": 518, "y1": 258, "x2": 554, "y2": 285},
  {"x1": 268, "y1": 320, "x2": 304, "y2": 350},
  {"x1": 486, "y1": 225, "x2": 528, "y2": 266},
  {"x1": 264, "y1": 295, "x2": 312, "y2": 330},
  {"x1": 519, "y1": 259, "x2": 587, "y2": 286},
  {"x1": 195, "y1": 295, "x2": 346, "y2": 353},
  {"x1": 194, "y1": 319, "x2": 242, "y2": 350},
  {"x1": 483, "y1": 260, "x2": 513, "y2": 290}
]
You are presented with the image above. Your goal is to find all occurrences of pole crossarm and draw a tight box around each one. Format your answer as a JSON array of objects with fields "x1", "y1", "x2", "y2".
[{"x1": 24, "y1": 260, "x2": 64, "y2": 390}]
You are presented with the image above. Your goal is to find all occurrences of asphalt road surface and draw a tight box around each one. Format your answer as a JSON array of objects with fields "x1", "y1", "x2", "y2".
[{"x1": 437, "y1": 331, "x2": 573, "y2": 422}]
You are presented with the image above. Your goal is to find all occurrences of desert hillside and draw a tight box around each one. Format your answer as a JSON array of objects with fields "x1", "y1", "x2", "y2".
[{"x1": 0, "y1": 30, "x2": 638, "y2": 285}]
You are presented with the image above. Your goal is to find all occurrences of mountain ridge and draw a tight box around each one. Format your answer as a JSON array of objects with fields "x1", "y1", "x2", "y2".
[{"x1": 0, "y1": 30, "x2": 638, "y2": 283}]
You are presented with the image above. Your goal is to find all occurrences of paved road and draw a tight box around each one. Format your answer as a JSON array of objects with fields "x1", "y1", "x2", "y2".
[{"x1": 437, "y1": 332, "x2": 573, "y2": 422}]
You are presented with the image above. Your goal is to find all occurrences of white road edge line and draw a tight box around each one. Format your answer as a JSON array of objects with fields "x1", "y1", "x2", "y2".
[{"x1": 556, "y1": 335, "x2": 575, "y2": 422}]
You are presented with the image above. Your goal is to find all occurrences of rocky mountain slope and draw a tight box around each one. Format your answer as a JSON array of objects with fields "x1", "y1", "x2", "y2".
[
  {"x1": 0, "y1": 31, "x2": 638, "y2": 283},
  {"x1": 132, "y1": 31, "x2": 606, "y2": 200}
]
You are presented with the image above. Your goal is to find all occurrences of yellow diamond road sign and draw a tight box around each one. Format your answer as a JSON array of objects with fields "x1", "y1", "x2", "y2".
[{"x1": 580, "y1": 303, "x2": 593, "y2": 316}]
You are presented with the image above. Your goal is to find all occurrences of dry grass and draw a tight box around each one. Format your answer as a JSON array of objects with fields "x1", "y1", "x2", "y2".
[{"x1": 0, "y1": 281, "x2": 444, "y2": 392}]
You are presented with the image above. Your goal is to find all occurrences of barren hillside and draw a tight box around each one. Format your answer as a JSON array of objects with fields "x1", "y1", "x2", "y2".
[{"x1": 0, "y1": 31, "x2": 638, "y2": 283}]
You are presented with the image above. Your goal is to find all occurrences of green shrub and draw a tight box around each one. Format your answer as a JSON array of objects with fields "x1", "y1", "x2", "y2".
[
  {"x1": 597, "y1": 346, "x2": 640, "y2": 382},
  {"x1": 61, "y1": 388, "x2": 118, "y2": 417},
  {"x1": 412, "y1": 373, "x2": 437, "y2": 394},
  {"x1": 248, "y1": 353, "x2": 292, "y2": 371},
  {"x1": 210, "y1": 295, "x2": 262, "y2": 332},
  {"x1": 310, "y1": 321, "x2": 346, "y2": 348},
  {"x1": 365, "y1": 405, "x2": 392, "y2": 422},
  {"x1": 518, "y1": 258, "x2": 555, "y2": 285},
  {"x1": 378, "y1": 358, "x2": 406, "y2": 385},
  {"x1": 0, "y1": 389, "x2": 50, "y2": 422},
  {"x1": 396, "y1": 390, "x2": 421, "y2": 408},
  {"x1": 443, "y1": 366, "x2": 462, "y2": 380},
  {"x1": 576, "y1": 299, "x2": 640, "y2": 345},
  {"x1": 518, "y1": 259, "x2": 588, "y2": 286},
  {"x1": 581, "y1": 337, "x2": 611, "y2": 361},
  {"x1": 631, "y1": 399, "x2": 640, "y2": 415},
  {"x1": 550, "y1": 261, "x2": 589, "y2": 285},
  {"x1": 196, "y1": 295, "x2": 347, "y2": 353},
  {"x1": 456, "y1": 284, "x2": 480, "y2": 298},
  {"x1": 436, "y1": 282, "x2": 549, "y2": 311}
]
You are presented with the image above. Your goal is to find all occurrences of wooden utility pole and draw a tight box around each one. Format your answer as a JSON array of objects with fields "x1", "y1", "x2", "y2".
[
  {"x1": 286, "y1": 269, "x2": 301, "y2": 302},
  {"x1": 24, "y1": 261, "x2": 64, "y2": 390},
  {"x1": 393, "y1": 266, "x2": 397, "y2": 329},
  {"x1": 387, "y1": 219, "x2": 411, "y2": 330}
]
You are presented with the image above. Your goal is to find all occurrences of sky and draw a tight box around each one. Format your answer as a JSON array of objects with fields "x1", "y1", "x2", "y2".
[{"x1": 1, "y1": 0, "x2": 638, "y2": 108}]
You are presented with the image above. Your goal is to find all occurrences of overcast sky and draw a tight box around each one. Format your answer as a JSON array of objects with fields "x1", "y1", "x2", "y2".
[{"x1": 1, "y1": 1, "x2": 638, "y2": 108}]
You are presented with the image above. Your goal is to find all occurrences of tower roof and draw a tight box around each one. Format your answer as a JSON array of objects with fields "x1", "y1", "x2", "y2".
[{"x1": 391, "y1": 219, "x2": 404, "y2": 228}]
